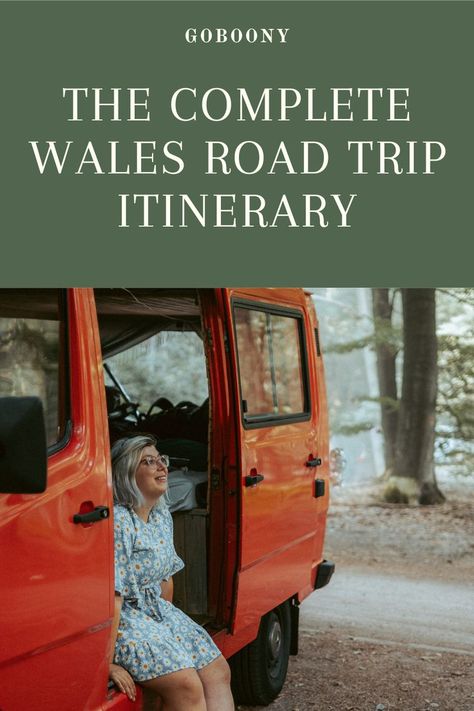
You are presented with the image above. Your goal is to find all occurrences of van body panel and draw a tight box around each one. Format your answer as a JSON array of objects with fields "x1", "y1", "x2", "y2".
[
  {"x1": 0, "y1": 629, "x2": 111, "y2": 710},
  {"x1": 233, "y1": 534, "x2": 315, "y2": 631},
  {"x1": 199, "y1": 289, "x2": 239, "y2": 627},
  {"x1": 0, "y1": 289, "x2": 113, "y2": 710},
  {"x1": 304, "y1": 292, "x2": 331, "y2": 577}
]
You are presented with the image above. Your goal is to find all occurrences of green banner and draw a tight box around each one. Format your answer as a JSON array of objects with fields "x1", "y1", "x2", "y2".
[{"x1": 1, "y1": 2, "x2": 473, "y2": 285}]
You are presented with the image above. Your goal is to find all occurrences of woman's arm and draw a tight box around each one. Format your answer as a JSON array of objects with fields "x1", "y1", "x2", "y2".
[
  {"x1": 109, "y1": 593, "x2": 136, "y2": 702},
  {"x1": 109, "y1": 594, "x2": 123, "y2": 664},
  {"x1": 161, "y1": 577, "x2": 174, "y2": 603}
]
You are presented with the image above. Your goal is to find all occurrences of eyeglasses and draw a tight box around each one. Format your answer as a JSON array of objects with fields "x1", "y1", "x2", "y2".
[{"x1": 139, "y1": 454, "x2": 170, "y2": 469}]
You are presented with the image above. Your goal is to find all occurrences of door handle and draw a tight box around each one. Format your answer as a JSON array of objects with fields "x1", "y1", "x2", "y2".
[
  {"x1": 245, "y1": 473, "x2": 265, "y2": 487},
  {"x1": 73, "y1": 505, "x2": 110, "y2": 524},
  {"x1": 305, "y1": 457, "x2": 322, "y2": 468}
]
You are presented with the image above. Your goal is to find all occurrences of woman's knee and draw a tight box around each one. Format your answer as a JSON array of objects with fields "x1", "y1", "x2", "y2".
[
  {"x1": 215, "y1": 657, "x2": 232, "y2": 685},
  {"x1": 199, "y1": 655, "x2": 232, "y2": 686},
  {"x1": 143, "y1": 668, "x2": 205, "y2": 705}
]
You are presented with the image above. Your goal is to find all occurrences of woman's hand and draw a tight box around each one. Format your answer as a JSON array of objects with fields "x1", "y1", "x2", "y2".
[{"x1": 109, "y1": 663, "x2": 137, "y2": 701}]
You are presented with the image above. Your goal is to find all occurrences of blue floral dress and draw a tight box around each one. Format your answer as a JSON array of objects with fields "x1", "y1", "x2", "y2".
[{"x1": 113, "y1": 504, "x2": 221, "y2": 681}]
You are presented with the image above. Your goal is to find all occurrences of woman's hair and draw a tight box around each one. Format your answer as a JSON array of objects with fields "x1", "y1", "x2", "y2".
[{"x1": 111, "y1": 434, "x2": 167, "y2": 510}]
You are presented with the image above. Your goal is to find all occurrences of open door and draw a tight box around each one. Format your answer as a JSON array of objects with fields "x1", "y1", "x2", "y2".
[{"x1": 222, "y1": 288, "x2": 325, "y2": 629}]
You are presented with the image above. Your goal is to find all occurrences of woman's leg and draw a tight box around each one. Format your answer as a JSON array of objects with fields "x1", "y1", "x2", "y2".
[
  {"x1": 197, "y1": 656, "x2": 234, "y2": 711},
  {"x1": 141, "y1": 668, "x2": 206, "y2": 711},
  {"x1": 141, "y1": 686, "x2": 162, "y2": 711}
]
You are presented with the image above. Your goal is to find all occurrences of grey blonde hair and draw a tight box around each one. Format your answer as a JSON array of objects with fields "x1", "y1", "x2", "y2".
[{"x1": 111, "y1": 435, "x2": 168, "y2": 510}]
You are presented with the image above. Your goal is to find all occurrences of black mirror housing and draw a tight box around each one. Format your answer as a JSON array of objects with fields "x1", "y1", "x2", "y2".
[{"x1": 0, "y1": 397, "x2": 47, "y2": 494}]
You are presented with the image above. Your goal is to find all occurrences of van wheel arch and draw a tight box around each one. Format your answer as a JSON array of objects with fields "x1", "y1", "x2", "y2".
[{"x1": 230, "y1": 600, "x2": 292, "y2": 706}]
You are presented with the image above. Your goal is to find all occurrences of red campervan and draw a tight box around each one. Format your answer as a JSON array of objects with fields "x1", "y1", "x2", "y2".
[{"x1": 0, "y1": 288, "x2": 334, "y2": 710}]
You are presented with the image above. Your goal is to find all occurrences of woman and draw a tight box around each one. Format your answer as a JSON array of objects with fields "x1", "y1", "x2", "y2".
[{"x1": 109, "y1": 435, "x2": 234, "y2": 711}]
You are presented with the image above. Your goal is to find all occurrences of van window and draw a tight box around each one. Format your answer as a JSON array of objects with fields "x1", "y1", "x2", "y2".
[
  {"x1": 233, "y1": 303, "x2": 309, "y2": 424},
  {"x1": 0, "y1": 289, "x2": 67, "y2": 448}
]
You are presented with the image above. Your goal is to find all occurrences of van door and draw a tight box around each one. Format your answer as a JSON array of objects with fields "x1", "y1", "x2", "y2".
[
  {"x1": 0, "y1": 289, "x2": 113, "y2": 711},
  {"x1": 223, "y1": 289, "x2": 323, "y2": 630}
]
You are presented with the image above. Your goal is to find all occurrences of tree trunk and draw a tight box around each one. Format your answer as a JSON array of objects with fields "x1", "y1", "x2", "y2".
[
  {"x1": 384, "y1": 289, "x2": 444, "y2": 505},
  {"x1": 372, "y1": 288, "x2": 399, "y2": 476}
]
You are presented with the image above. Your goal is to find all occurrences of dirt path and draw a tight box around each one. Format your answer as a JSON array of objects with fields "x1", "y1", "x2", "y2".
[
  {"x1": 302, "y1": 567, "x2": 474, "y2": 653},
  {"x1": 238, "y1": 480, "x2": 474, "y2": 711}
]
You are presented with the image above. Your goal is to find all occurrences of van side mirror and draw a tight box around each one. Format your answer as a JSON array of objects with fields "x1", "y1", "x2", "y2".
[{"x1": 0, "y1": 397, "x2": 47, "y2": 494}]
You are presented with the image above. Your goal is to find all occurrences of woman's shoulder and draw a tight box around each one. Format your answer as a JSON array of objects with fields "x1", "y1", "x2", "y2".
[
  {"x1": 149, "y1": 502, "x2": 172, "y2": 525},
  {"x1": 113, "y1": 504, "x2": 134, "y2": 530}
]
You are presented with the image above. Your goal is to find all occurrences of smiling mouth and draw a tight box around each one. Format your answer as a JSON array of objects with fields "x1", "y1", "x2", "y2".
[{"x1": 155, "y1": 475, "x2": 167, "y2": 482}]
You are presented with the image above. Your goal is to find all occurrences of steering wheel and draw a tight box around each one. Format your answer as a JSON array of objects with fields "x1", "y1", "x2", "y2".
[
  {"x1": 108, "y1": 400, "x2": 141, "y2": 421},
  {"x1": 146, "y1": 397, "x2": 174, "y2": 419},
  {"x1": 174, "y1": 400, "x2": 199, "y2": 413}
]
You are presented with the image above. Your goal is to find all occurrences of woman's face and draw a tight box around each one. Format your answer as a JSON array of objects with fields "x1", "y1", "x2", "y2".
[{"x1": 134, "y1": 445, "x2": 168, "y2": 503}]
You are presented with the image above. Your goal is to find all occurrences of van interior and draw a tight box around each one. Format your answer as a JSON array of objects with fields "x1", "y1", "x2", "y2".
[{"x1": 94, "y1": 288, "x2": 212, "y2": 623}]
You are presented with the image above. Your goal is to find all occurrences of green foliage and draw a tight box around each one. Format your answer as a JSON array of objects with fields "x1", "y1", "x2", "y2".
[
  {"x1": 436, "y1": 323, "x2": 474, "y2": 476},
  {"x1": 336, "y1": 421, "x2": 375, "y2": 436},
  {"x1": 371, "y1": 318, "x2": 402, "y2": 354},
  {"x1": 356, "y1": 395, "x2": 400, "y2": 412},
  {"x1": 324, "y1": 320, "x2": 401, "y2": 355},
  {"x1": 324, "y1": 334, "x2": 374, "y2": 354}
]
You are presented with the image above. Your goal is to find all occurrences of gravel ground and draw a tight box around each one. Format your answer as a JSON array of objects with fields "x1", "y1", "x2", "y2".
[
  {"x1": 238, "y1": 479, "x2": 474, "y2": 711},
  {"x1": 240, "y1": 630, "x2": 474, "y2": 711}
]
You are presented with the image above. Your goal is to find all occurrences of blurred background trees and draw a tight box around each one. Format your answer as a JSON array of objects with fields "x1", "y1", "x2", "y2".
[{"x1": 311, "y1": 287, "x2": 474, "y2": 504}]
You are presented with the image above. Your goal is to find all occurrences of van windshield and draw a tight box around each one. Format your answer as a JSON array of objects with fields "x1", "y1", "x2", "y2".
[{"x1": 104, "y1": 330, "x2": 208, "y2": 412}]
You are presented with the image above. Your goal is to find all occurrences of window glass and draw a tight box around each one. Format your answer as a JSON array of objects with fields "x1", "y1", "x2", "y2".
[
  {"x1": 270, "y1": 314, "x2": 305, "y2": 413},
  {"x1": 234, "y1": 305, "x2": 307, "y2": 420},
  {"x1": 104, "y1": 330, "x2": 208, "y2": 411},
  {"x1": 0, "y1": 290, "x2": 66, "y2": 447}
]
